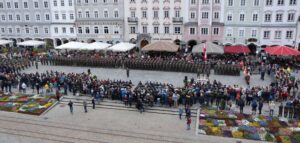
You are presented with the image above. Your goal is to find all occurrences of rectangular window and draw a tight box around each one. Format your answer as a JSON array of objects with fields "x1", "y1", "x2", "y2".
[
  {"x1": 16, "y1": 28, "x2": 20, "y2": 33},
  {"x1": 44, "y1": 1, "x2": 48, "y2": 8},
  {"x1": 263, "y1": 31, "x2": 270, "y2": 39},
  {"x1": 175, "y1": 10, "x2": 180, "y2": 17},
  {"x1": 54, "y1": 0, "x2": 57, "y2": 6},
  {"x1": 239, "y1": 29, "x2": 244, "y2": 37},
  {"x1": 0, "y1": 2, "x2": 3, "y2": 8},
  {"x1": 70, "y1": 27, "x2": 74, "y2": 33},
  {"x1": 34, "y1": 27, "x2": 39, "y2": 34},
  {"x1": 213, "y1": 28, "x2": 219, "y2": 35},
  {"x1": 174, "y1": 27, "x2": 181, "y2": 34},
  {"x1": 277, "y1": 0, "x2": 284, "y2": 5},
  {"x1": 62, "y1": 27, "x2": 66, "y2": 33},
  {"x1": 240, "y1": 14, "x2": 245, "y2": 21},
  {"x1": 227, "y1": 14, "x2": 232, "y2": 21},
  {"x1": 24, "y1": 2, "x2": 28, "y2": 8},
  {"x1": 251, "y1": 30, "x2": 257, "y2": 37},
  {"x1": 94, "y1": 27, "x2": 99, "y2": 33},
  {"x1": 254, "y1": 0, "x2": 259, "y2": 5},
  {"x1": 142, "y1": 11, "x2": 147, "y2": 18},
  {"x1": 54, "y1": 27, "x2": 58, "y2": 33},
  {"x1": 94, "y1": 11, "x2": 99, "y2": 18},
  {"x1": 14, "y1": 2, "x2": 19, "y2": 8},
  {"x1": 154, "y1": 11, "x2": 158, "y2": 18},
  {"x1": 202, "y1": 12, "x2": 209, "y2": 19},
  {"x1": 253, "y1": 14, "x2": 258, "y2": 21},
  {"x1": 44, "y1": 28, "x2": 49, "y2": 34},
  {"x1": 85, "y1": 27, "x2": 90, "y2": 33},
  {"x1": 164, "y1": 26, "x2": 169, "y2": 34},
  {"x1": 69, "y1": 0, "x2": 73, "y2": 6},
  {"x1": 130, "y1": 26, "x2": 136, "y2": 34},
  {"x1": 214, "y1": 12, "x2": 219, "y2": 19},
  {"x1": 70, "y1": 14, "x2": 74, "y2": 20},
  {"x1": 78, "y1": 27, "x2": 82, "y2": 33},
  {"x1": 286, "y1": 31, "x2": 293, "y2": 39},
  {"x1": 275, "y1": 31, "x2": 281, "y2": 39},
  {"x1": 61, "y1": 0, "x2": 65, "y2": 6},
  {"x1": 164, "y1": 11, "x2": 169, "y2": 18},
  {"x1": 104, "y1": 26, "x2": 109, "y2": 34},
  {"x1": 62, "y1": 14, "x2": 66, "y2": 20},
  {"x1": 266, "y1": 0, "x2": 273, "y2": 5},
  {"x1": 142, "y1": 26, "x2": 147, "y2": 34},
  {"x1": 114, "y1": 11, "x2": 119, "y2": 18},
  {"x1": 276, "y1": 13, "x2": 283, "y2": 22},
  {"x1": 241, "y1": 0, "x2": 245, "y2": 6},
  {"x1": 288, "y1": 13, "x2": 295, "y2": 21},
  {"x1": 104, "y1": 11, "x2": 108, "y2": 18},
  {"x1": 228, "y1": 0, "x2": 233, "y2": 6},
  {"x1": 264, "y1": 14, "x2": 271, "y2": 22},
  {"x1": 289, "y1": 0, "x2": 296, "y2": 5},
  {"x1": 190, "y1": 12, "x2": 196, "y2": 19},
  {"x1": 34, "y1": 1, "x2": 39, "y2": 8},
  {"x1": 190, "y1": 28, "x2": 196, "y2": 35},
  {"x1": 201, "y1": 28, "x2": 208, "y2": 35},
  {"x1": 154, "y1": 26, "x2": 159, "y2": 34}
]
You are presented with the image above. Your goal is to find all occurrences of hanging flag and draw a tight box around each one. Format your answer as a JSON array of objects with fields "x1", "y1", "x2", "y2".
[{"x1": 203, "y1": 42, "x2": 207, "y2": 61}]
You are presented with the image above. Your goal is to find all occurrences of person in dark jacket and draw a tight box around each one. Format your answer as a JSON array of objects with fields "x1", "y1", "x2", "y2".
[
  {"x1": 251, "y1": 100, "x2": 258, "y2": 115},
  {"x1": 68, "y1": 100, "x2": 73, "y2": 114},
  {"x1": 92, "y1": 98, "x2": 95, "y2": 109},
  {"x1": 238, "y1": 99, "x2": 245, "y2": 114},
  {"x1": 258, "y1": 100, "x2": 264, "y2": 115}
]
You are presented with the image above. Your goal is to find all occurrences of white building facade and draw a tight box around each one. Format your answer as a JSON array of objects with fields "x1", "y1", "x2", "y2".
[
  {"x1": 296, "y1": 16, "x2": 300, "y2": 50},
  {"x1": 0, "y1": 0, "x2": 52, "y2": 46},
  {"x1": 223, "y1": 0, "x2": 263, "y2": 53},
  {"x1": 50, "y1": 0, "x2": 77, "y2": 47},
  {"x1": 75, "y1": 0, "x2": 124, "y2": 44},
  {"x1": 260, "y1": 0, "x2": 300, "y2": 48},
  {"x1": 124, "y1": 0, "x2": 185, "y2": 48}
]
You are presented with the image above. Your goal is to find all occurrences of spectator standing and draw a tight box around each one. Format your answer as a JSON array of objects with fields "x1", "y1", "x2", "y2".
[{"x1": 68, "y1": 100, "x2": 73, "y2": 114}]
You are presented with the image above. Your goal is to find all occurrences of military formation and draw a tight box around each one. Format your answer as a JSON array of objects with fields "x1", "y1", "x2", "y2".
[
  {"x1": 0, "y1": 57, "x2": 32, "y2": 73},
  {"x1": 214, "y1": 64, "x2": 241, "y2": 76}
]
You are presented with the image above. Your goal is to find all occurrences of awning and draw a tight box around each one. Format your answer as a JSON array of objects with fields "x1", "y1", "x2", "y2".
[
  {"x1": 17, "y1": 40, "x2": 46, "y2": 47},
  {"x1": 265, "y1": 46, "x2": 300, "y2": 56},
  {"x1": 192, "y1": 42, "x2": 224, "y2": 54},
  {"x1": 0, "y1": 40, "x2": 13, "y2": 46},
  {"x1": 108, "y1": 42, "x2": 136, "y2": 52},
  {"x1": 55, "y1": 42, "x2": 88, "y2": 50},
  {"x1": 142, "y1": 41, "x2": 179, "y2": 52},
  {"x1": 224, "y1": 45, "x2": 250, "y2": 54},
  {"x1": 81, "y1": 42, "x2": 112, "y2": 50}
]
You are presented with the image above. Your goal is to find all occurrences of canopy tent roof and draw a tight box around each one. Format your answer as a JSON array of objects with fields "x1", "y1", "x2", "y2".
[
  {"x1": 224, "y1": 45, "x2": 250, "y2": 54},
  {"x1": 192, "y1": 42, "x2": 224, "y2": 54},
  {"x1": 265, "y1": 46, "x2": 300, "y2": 56},
  {"x1": 17, "y1": 40, "x2": 46, "y2": 47},
  {"x1": 142, "y1": 41, "x2": 179, "y2": 52},
  {"x1": 81, "y1": 42, "x2": 112, "y2": 50},
  {"x1": 0, "y1": 40, "x2": 13, "y2": 46},
  {"x1": 55, "y1": 42, "x2": 88, "y2": 50},
  {"x1": 107, "y1": 42, "x2": 136, "y2": 52}
]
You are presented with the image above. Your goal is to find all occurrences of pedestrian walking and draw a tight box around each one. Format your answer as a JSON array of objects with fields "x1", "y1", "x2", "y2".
[
  {"x1": 35, "y1": 61, "x2": 38, "y2": 69},
  {"x1": 186, "y1": 116, "x2": 191, "y2": 130},
  {"x1": 68, "y1": 100, "x2": 73, "y2": 114},
  {"x1": 238, "y1": 99, "x2": 245, "y2": 114},
  {"x1": 269, "y1": 101, "x2": 275, "y2": 116},
  {"x1": 258, "y1": 100, "x2": 263, "y2": 115},
  {"x1": 178, "y1": 106, "x2": 183, "y2": 120},
  {"x1": 251, "y1": 100, "x2": 257, "y2": 115},
  {"x1": 92, "y1": 98, "x2": 95, "y2": 109},
  {"x1": 126, "y1": 68, "x2": 130, "y2": 78},
  {"x1": 21, "y1": 82, "x2": 27, "y2": 93},
  {"x1": 83, "y1": 100, "x2": 88, "y2": 113}
]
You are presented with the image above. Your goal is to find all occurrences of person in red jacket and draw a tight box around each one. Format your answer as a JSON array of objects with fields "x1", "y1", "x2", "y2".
[{"x1": 186, "y1": 116, "x2": 191, "y2": 130}]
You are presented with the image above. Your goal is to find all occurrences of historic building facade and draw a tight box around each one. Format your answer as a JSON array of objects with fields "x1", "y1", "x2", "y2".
[
  {"x1": 223, "y1": 0, "x2": 263, "y2": 52},
  {"x1": 0, "y1": 0, "x2": 52, "y2": 45},
  {"x1": 124, "y1": 0, "x2": 185, "y2": 48},
  {"x1": 184, "y1": 0, "x2": 224, "y2": 48},
  {"x1": 50, "y1": 0, "x2": 76, "y2": 47},
  {"x1": 296, "y1": 16, "x2": 300, "y2": 50},
  {"x1": 75, "y1": 0, "x2": 124, "y2": 44},
  {"x1": 260, "y1": 0, "x2": 300, "y2": 48}
]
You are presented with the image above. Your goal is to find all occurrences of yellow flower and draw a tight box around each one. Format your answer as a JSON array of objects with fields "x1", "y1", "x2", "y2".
[{"x1": 232, "y1": 131, "x2": 243, "y2": 138}]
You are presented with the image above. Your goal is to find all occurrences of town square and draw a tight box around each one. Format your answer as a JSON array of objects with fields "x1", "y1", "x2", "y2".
[{"x1": 1, "y1": 0, "x2": 300, "y2": 143}]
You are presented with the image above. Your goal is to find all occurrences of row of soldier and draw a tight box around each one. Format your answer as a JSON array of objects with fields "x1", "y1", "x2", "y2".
[{"x1": 44, "y1": 57, "x2": 213, "y2": 74}]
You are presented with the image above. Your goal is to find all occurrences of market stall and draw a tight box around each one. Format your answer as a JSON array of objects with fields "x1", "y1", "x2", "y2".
[
  {"x1": 55, "y1": 41, "x2": 88, "y2": 50},
  {"x1": 107, "y1": 42, "x2": 136, "y2": 52},
  {"x1": 142, "y1": 41, "x2": 179, "y2": 52},
  {"x1": 81, "y1": 42, "x2": 112, "y2": 50},
  {"x1": 17, "y1": 40, "x2": 46, "y2": 48},
  {"x1": 192, "y1": 42, "x2": 224, "y2": 54},
  {"x1": 224, "y1": 45, "x2": 250, "y2": 54}
]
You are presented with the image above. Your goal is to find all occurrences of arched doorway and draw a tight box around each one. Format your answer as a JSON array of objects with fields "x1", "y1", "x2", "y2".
[
  {"x1": 44, "y1": 39, "x2": 54, "y2": 49},
  {"x1": 248, "y1": 43, "x2": 257, "y2": 54},
  {"x1": 140, "y1": 39, "x2": 149, "y2": 48},
  {"x1": 87, "y1": 39, "x2": 96, "y2": 43},
  {"x1": 62, "y1": 38, "x2": 69, "y2": 44},
  {"x1": 187, "y1": 40, "x2": 197, "y2": 51},
  {"x1": 129, "y1": 38, "x2": 136, "y2": 44},
  {"x1": 56, "y1": 39, "x2": 62, "y2": 46},
  {"x1": 174, "y1": 39, "x2": 180, "y2": 45}
]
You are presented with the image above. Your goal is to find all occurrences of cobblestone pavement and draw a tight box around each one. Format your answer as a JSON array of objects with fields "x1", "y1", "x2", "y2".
[
  {"x1": 24, "y1": 65, "x2": 272, "y2": 88},
  {"x1": 0, "y1": 65, "x2": 283, "y2": 143}
]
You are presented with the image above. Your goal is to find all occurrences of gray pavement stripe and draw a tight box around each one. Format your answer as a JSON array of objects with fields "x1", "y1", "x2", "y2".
[{"x1": 0, "y1": 117, "x2": 188, "y2": 143}]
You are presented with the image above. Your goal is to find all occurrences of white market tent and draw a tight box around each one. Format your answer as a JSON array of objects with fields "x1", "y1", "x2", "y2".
[
  {"x1": 0, "y1": 39, "x2": 13, "y2": 46},
  {"x1": 55, "y1": 41, "x2": 88, "y2": 50},
  {"x1": 17, "y1": 40, "x2": 46, "y2": 47},
  {"x1": 108, "y1": 42, "x2": 136, "y2": 52},
  {"x1": 81, "y1": 42, "x2": 112, "y2": 50}
]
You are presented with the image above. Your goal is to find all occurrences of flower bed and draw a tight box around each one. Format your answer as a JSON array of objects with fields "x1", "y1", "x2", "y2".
[
  {"x1": 198, "y1": 107, "x2": 300, "y2": 143},
  {"x1": 0, "y1": 92, "x2": 56, "y2": 115}
]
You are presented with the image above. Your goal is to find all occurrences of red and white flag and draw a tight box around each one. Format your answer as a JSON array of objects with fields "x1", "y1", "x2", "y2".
[{"x1": 203, "y1": 42, "x2": 207, "y2": 61}]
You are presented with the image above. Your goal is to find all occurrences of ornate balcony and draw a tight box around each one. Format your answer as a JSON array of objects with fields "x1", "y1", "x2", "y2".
[
  {"x1": 127, "y1": 17, "x2": 138, "y2": 23},
  {"x1": 172, "y1": 17, "x2": 183, "y2": 23}
]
